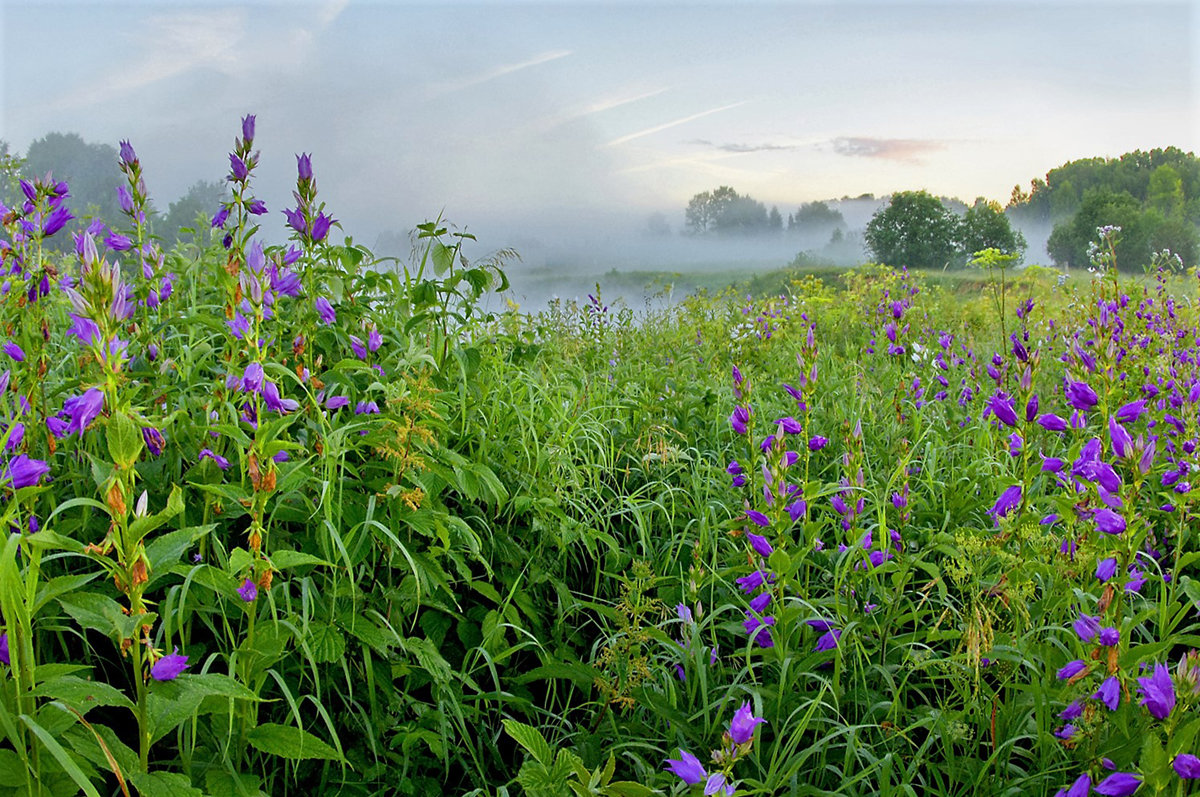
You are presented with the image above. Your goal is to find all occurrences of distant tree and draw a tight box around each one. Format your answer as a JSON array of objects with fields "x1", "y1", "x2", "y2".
[
  {"x1": 643, "y1": 211, "x2": 671, "y2": 237},
  {"x1": 789, "y1": 201, "x2": 845, "y2": 232},
  {"x1": 1009, "y1": 147, "x2": 1200, "y2": 225},
  {"x1": 685, "y1": 186, "x2": 771, "y2": 235},
  {"x1": 959, "y1": 198, "x2": 1026, "y2": 260},
  {"x1": 768, "y1": 205, "x2": 783, "y2": 232},
  {"x1": 712, "y1": 193, "x2": 768, "y2": 234},
  {"x1": 160, "y1": 179, "x2": 228, "y2": 245},
  {"x1": 685, "y1": 186, "x2": 738, "y2": 233},
  {"x1": 23, "y1": 132, "x2": 126, "y2": 225},
  {"x1": 1147, "y1": 210, "x2": 1199, "y2": 267},
  {"x1": 1046, "y1": 190, "x2": 1151, "y2": 270},
  {"x1": 0, "y1": 140, "x2": 22, "y2": 208},
  {"x1": 1148, "y1": 164, "x2": 1185, "y2": 216},
  {"x1": 864, "y1": 190, "x2": 960, "y2": 269}
]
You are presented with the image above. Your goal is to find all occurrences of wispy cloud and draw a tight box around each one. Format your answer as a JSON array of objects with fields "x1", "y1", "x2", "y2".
[
  {"x1": 604, "y1": 101, "x2": 749, "y2": 147},
  {"x1": 830, "y1": 137, "x2": 945, "y2": 162},
  {"x1": 616, "y1": 150, "x2": 759, "y2": 181},
  {"x1": 426, "y1": 49, "x2": 572, "y2": 99},
  {"x1": 530, "y1": 87, "x2": 670, "y2": 134},
  {"x1": 44, "y1": 10, "x2": 247, "y2": 111},
  {"x1": 691, "y1": 139, "x2": 801, "y2": 154}
]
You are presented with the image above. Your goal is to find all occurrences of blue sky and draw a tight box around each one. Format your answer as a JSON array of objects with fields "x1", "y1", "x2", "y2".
[{"x1": 1, "y1": 0, "x2": 1197, "y2": 245}]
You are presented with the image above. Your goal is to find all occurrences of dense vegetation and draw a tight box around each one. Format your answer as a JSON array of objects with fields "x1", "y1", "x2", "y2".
[
  {"x1": 1008, "y1": 147, "x2": 1200, "y2": 271},
  {"x1": 4, "y1": 121, "x2": 1200, "y2": 796}
]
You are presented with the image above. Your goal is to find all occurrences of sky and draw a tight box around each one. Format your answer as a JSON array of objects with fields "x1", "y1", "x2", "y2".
[{"x1": 1, "y1": 0, "x2": 1198, "y2": 254}]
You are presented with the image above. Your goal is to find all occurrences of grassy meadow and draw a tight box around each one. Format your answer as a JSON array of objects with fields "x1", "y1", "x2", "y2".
[{"x1": 3, "y1": 122, "x2": 1200, "y2": 797}]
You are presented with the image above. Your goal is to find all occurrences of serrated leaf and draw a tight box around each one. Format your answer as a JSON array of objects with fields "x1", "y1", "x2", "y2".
[
  {"x1": 0, "y1": 749, "x2": 26, "y2": 787},
  {"x1": 128, "y1": 770, "x2": 203, "y2": 797},
  {"x1": 178, "y1": 673, "x2": 260, "y2": 702},
  {"x1": 605, "y1": 783, "x2": 657, "y2": 797},
  {"x1": 404, "y1": 636, "x2": 452, "y2": 685},
  {"x1": 58, "y1": 592, "x2": 128, "y2": 641},
  {"x1": 106, "y1": 412, "x2": 143, "y2": 470},
  {"x1": 306, "y1": 623, "x2": 346, "y2": 664},
  {"x1": 502, "y1": 719, "x2": 553, "y2": 766},
  {"x1": 31, "y1": 675, "x2": 135, "y2": 714},
  {"x1": 34, "y1": 573, "x2": 102, "y2": 615},
  {"x1": 270, "y1": 550, "x2": 330, "y2": 569},
  {"x1": 127, "y1": 485, "x2": 185, "y2": 546},
  {"x1": 144, "y1": 525, "x2": 211, "y2": 586},
  {"x1": 147, "y1": 680, "x2": 206, "y2": 744},
  {"x1": 246, "y1": 723, "x2": 345, "y2": 762},
  {"x1": 205, "y1": 770, "x2": 267, "y2": 797}
]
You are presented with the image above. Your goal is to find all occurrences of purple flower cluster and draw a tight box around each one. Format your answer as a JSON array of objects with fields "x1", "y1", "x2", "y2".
[{"x1": 664, "y1": 702, "x2": 765, "y2": 793}]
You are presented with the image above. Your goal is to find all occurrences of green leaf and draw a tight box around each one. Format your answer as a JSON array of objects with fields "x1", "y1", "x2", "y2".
[
  {"x1": 767, "y1": 548, "x2": 792, "y2": 576},
  {"x1": 0, "y1": 749, "x2": 27, "y2": 787},
  {"x1": 205, "y1": 770, "x2": 267, "y2": 797},
  {"x1": 246, "y1": 723, "x2": 345, "y2": 762},
  {"x1": 306, "y1": 623, "x2": 346, "y2": 664},
  {"x1": 502, "y1": 719, "x2": 553, "y2": 766},
  {"x1": 604, "y1": 783, "x2": 657, "y2": 797},
  {"x1": 106, "y1": 412, "x2": 144, "y2": 470},
  {"x1": 177, "y1": 673, "x2": 260, "y2": 702},
  {"x1": 34, "y1": 573, "x2": 102, "y2": 615},
  {"x1": 127, "y1": 485, "x2": 185, "y2": 546},
  {"x1": 270, "y1": 550, "x2": 330, "y2": 570},
  {"x1": 431, "y1": 242, "x2": 453, "y2": 276},
  {"x1": 128, "y1": 770, "x2": 203, "y2": 797},
  {"x1": 31, "y1": 675, "x2": 135, "y2": 714},
  {"x1": 58, "y1": 592, "x2": 129, "y2": 642},
  {"x1": 19, "y1": 713, "x2": 102, "y2": 797},
  {"x1": 147, "y1": 680, "x2": 206, "y2": 744}
]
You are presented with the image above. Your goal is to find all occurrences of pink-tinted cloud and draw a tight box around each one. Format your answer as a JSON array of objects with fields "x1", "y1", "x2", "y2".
[{"x1": 831, "y1": 137, "x2": 945, "y2": 162}]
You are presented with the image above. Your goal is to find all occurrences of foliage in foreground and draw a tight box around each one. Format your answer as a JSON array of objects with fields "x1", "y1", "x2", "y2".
[{"x1": 3, "y1": 120, "x2": 1200, "y2": 797}]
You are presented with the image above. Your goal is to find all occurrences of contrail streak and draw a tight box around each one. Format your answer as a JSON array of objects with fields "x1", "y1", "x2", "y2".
[{"x1": 603, "y1": 101, "x2": 748, "y2": 147}]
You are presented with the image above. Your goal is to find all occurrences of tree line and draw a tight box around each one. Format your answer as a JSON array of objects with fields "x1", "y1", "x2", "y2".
[
  {"x1": 683, "y1": 146, "x2": 1200, "y2": 271},
  {"x1": 0, "y1": 132, "x2": 227, "y2": 247},
  {"x1": 1008, "y1": 147, "x2": 1200, "y2": 270}
]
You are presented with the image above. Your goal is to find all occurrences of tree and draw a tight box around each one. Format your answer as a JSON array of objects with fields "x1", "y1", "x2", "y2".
[
  {"x1": 767, "y1": 205, "x2": 783, "y2": 232},
  {"x1": 959, "y1": 198, "x2": 1026, "y2": 260},
  {"x1": 684, "y1": 186, "x2": 771, "y2": 235},
  {"x1": 789, "y1": 201, "x2": 845, "y2": 233},
  {"x1": 1148, "y1": 164, "x2": 1185, "y2": 216},
  {"x1": 864, "y1": 190, "x2": 960, "y2": 269},
  {"x1": 160, "y1": 179, "x2": 228, "y2": 245},
  {"x1": 0, "y1": 140, "x2": 23, "y2": 208},
  {"x1": 1046, "y1": 190, "x2": 1151, "y2": 270},
  {"x1": 23, "y1": 132, "x2": 127, "y2": 224}
]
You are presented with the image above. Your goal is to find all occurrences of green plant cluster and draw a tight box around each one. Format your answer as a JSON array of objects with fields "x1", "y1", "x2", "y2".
[{"x1": 6, "y1": 126, "x2": 1200, "y2": 797}]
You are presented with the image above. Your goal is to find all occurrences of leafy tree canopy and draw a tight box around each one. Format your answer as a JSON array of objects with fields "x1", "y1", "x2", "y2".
[
  {"x1": 864, "y1": 190, "x2": 961, "y2": 269},
  {"x1": 160, "y1": 179, "x2": 228, "y2": 245},
  {"x1": 1008, "y1": 147, "x2": 1200, "y2": 225},
  {"x1": 1047, "y1": 188, "x2": 1198, "y2": 271},
  {"x1": 23, "y1": 132, "x2": 127, "y2": 224},
  {"x1": 960, "y1": 198, "x2": 1026, "y2": 260},
  {"x1": 788, "y1": 201, "x2": 845, "y2": 232},
  {"x1": 684, "y1": 186, "x2": 772, "y2": 235}
]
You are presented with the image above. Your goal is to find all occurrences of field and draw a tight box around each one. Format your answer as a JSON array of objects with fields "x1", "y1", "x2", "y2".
[{"x1": 4, "y1": 126, "x2": 1200, "y2": 797}]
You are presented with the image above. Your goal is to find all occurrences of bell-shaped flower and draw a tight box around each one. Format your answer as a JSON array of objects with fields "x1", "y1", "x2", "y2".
[
  {"x1": 150, "y1": 648, "x2": 189, "y2": 681},
  {"x1": 664, "y1": 749, "x2": 706, "y2": 785},
  {"x1": 728, "y1": 701, "x2": 766, "y2": 744},
  {"x1": 1138, "y1": 663, "x2": 1176, "y2": 720}
]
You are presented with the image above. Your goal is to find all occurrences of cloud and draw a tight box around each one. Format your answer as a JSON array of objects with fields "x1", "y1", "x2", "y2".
[
  {"x1": 425, "y1": 50, "x2": 572, "y2": 99},
  {"x1": 527, "y1": 87, "x2": 671, "y2": 134},
  {"x1": 604, "y1": 101, "x2": 749, "y2": 147},
  {"x1": 830, "y1": 137, "x2": 945, "y2": 162},
  {"x1": 691, "y1": 139, "x2": 801, "y2": 154}
]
